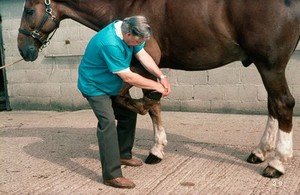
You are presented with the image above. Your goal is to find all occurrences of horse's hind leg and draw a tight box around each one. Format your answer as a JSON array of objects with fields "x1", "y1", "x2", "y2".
[
  {"x1": 247, "y1": 116, "x2": 278, "y2": 163},
  {"x1": 247, "y1": 65, "x2": 294, "y2": 178}
]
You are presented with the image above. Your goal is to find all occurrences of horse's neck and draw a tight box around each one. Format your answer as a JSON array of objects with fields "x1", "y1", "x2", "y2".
[{"x1": 58, "y1": 0, "x2": 122, "y2": 31}]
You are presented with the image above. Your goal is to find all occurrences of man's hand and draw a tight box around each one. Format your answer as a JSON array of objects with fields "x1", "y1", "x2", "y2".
[{"x1": 159, "y1": 77, "x2": 171, "y2": 96}]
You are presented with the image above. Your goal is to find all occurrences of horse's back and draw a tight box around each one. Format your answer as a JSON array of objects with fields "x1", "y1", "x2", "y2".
[{"x1": 155, "y1": 0, "x2": 300, "y2": 70}]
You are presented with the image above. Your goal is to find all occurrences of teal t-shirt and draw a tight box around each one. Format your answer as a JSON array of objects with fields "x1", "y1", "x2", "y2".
[{"x1": 78, "y1": 21, "x2": 145, "y2": 96}]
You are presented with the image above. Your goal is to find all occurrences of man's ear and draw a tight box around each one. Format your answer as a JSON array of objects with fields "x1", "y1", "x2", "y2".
[
  {"x1": 122, "y1": 33, "x2": 129, "y2": 39},
  {"x1": 126, "y1": 33, "x2": 132, "y2": 37}
]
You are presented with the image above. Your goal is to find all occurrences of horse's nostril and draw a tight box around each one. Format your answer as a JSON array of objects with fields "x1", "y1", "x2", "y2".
[
  {"x1": 26, "y1": 46, "x2": 38, "y2": 61},
  {"x1": 28, "y1": 46, "x2": 36, "y2": 54}
]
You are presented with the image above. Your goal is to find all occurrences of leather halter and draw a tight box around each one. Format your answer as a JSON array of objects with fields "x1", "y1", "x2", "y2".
[{"x1": 19, "y1": 0, "x2": 60, "y2": 49}]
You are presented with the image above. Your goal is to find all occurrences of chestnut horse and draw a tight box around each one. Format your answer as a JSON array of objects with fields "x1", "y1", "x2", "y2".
[{"x1": 17, "y1": 0, "x2": 300, "y2": 178}]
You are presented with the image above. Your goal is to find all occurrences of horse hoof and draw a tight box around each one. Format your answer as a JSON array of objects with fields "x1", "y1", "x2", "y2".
[
  {"x1": 247, "y1": 153, "x2": 264, "y2": 164},
  {"x1": 262, "y1": 166, "x2": 283, "y2": 178},
  {"x1": 145, "y1": 153, "x2": 162, "y2": 164}
]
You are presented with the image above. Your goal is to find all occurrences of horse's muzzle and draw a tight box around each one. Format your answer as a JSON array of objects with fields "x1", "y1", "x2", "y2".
[{"x1": 18, "y1": 45, "x2": 38, "y2": 62}]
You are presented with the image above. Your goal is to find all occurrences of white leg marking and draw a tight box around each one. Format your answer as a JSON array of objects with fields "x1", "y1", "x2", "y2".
[
  {"x1": 150, "y1": 125, "x2": 167, "y2": 159},
  {"x1": 276, "y1": 130, "x2": 293, "y2": 162},
  {"x1": 268, "y1": 128, "x2": 293, "y2": 174},
  {"x1": 253, "y1": 116, "x2": 278, "y2": 161}
]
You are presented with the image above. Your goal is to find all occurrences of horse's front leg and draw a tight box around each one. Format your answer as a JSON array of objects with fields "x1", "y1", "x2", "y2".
[
  {"x1": 116, "y1": 85, "x2": 167, "y2": 164},
  {"x1": 247, "y1": 68, "x2": 294, "y2": 178},
  {"x1": 145, "y1": 102, "x2": 168, "y2": 164}
]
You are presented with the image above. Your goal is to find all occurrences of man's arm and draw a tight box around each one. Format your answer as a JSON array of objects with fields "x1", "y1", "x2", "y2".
[
  {"x1": 135, "y1": 49, "x2": 165, "y2": 78},
  {"x1": 135, "y1": 49, "x2": 171, "y2": 95},
  {"x1": 116, "y1": 69, "x2": 169, "y2": 96}
]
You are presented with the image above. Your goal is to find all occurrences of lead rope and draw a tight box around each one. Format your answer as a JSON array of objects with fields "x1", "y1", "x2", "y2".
[{"x1": 0, "y1": 58, "x2": 24, "y2": 70}]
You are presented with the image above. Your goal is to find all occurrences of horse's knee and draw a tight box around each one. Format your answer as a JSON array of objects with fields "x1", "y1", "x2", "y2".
[
  {"x1": 114, "y1": 96, "x2": 149, "y2": 115},
  {"x1": 139, "y1": 107, "x2": 149, "y2": 115}
]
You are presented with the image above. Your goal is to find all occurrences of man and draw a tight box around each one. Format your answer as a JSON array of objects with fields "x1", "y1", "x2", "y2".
[{"x1": 78, "y1": 16, "x2": 171, "y2": 189}]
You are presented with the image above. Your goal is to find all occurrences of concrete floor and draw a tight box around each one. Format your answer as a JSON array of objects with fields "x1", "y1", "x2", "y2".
[{"x1": 1, "y1": 110, "x2": 299, "y2": 195}]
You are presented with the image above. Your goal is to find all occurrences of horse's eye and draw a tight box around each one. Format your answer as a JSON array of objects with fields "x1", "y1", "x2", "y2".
[{"x1": 24, "y1": 8, "x2": 35, "y2": 16}]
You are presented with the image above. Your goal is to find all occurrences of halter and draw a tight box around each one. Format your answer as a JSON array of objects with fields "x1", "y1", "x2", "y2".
[{"x1": 19, "y1": 0, "x2": 60, "y2": 49}]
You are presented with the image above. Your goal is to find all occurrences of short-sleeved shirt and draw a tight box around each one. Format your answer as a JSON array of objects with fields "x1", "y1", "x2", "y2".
[{"x1": 78, "y1": 20, "x2": 145, "y2": 96}]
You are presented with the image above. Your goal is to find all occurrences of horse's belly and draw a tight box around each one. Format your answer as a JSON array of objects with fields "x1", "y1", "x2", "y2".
[{"x1": 161, "y1": 46, "x2": 245, "y2": 71}]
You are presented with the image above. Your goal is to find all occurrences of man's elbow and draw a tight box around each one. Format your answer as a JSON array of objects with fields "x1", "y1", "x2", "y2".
[{"x1": 120, "y1": 75, "x2": 135, "y2": 84}]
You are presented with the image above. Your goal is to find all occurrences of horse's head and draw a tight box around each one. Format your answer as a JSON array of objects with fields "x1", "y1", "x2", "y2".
[{"x1": 18, "y1": 0, "x2": 60, "y2": 61}]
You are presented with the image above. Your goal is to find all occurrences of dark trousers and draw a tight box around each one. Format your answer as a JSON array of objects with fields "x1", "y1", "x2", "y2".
[{"x1": 85, "y1": 95, "x2": 137, "y2": 180}]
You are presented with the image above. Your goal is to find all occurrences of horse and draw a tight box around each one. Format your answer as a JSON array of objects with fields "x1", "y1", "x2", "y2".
[{"x1": 17, "y1": 0, "x2": 300, "y2": 179}]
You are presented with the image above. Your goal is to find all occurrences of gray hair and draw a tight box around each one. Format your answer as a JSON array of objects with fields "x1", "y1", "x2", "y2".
[{"x1": 121, "y1": 16, "x2": 152, "y2": 40}]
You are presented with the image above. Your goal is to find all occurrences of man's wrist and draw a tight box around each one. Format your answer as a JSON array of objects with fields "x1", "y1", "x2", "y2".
[{"x1": 158, "y1": 74, "x2": 167, "y2": 81}]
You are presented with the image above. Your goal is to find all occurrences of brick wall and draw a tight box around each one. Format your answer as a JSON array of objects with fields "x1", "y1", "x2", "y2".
[{"x1": 1, "y1": 0, "x2": 300, "y2": 115}]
